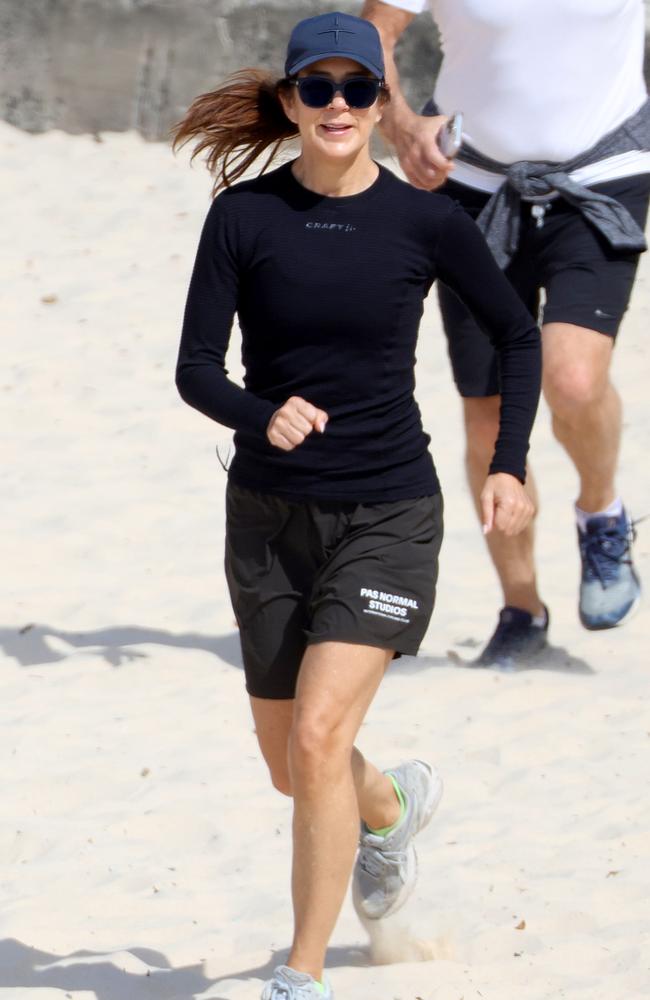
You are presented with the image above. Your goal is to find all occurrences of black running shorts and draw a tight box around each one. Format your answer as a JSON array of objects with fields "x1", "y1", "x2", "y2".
[
  {"x1": 438, "y1": 173, "x2": 650, "y2": 397},
  {"x1": 224, "y1": 482, "x2": 444, "y2": 699}
]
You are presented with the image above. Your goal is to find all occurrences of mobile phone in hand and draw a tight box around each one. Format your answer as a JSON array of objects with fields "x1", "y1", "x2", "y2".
[{"x1": 437, "y1": 112, "x2": 463, "y2": 159}]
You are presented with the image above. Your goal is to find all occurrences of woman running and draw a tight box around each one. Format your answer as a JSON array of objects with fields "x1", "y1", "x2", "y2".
[{"x1": 174, "y1": 12, "x2": 541, "y2": 999}]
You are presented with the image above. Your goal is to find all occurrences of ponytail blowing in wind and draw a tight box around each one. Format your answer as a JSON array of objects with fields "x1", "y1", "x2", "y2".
[{"x1": 171, "y1": 70, "x2": 297, "y2": 195}]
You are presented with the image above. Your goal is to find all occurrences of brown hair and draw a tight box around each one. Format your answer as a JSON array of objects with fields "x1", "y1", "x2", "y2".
[
  {"x1": 172, "y1": 68, "x2": 391, "y2": 196},
  {"x1": 171, "y1": 69, "x2": 297, "y2": 195}
]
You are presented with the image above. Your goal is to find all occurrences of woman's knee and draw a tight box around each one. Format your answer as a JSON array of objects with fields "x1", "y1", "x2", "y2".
[{"x1": 288, "y1": 712, "x2": 351, "y2": 784}]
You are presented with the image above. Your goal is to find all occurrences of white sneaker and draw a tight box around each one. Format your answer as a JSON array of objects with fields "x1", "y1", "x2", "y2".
[
  {"x1": 352, "y1": 760, "x2": 443, "y2": 920},
  {"x1": 261, "y1": 965, "x2": 332, "y2": 999}
]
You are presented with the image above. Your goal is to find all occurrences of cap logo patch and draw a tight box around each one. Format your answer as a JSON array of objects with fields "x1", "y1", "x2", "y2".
[{"x1": 317, "y1": 15, "x2": 355, "y2": 46}]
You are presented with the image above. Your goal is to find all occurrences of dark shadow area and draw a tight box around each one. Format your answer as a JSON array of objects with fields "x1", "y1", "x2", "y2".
[
  {"x1": 216, "y1": 942, "x2": 369, "y2": 985},
  {"x1": 446, "y1": 643, "x2": 595, "y2": 675},
  {"x1": 394, "y1": 644, "x2": 595, "y2": 675},
  {"x1": 2, "y1": 624, "x2": 593, "y2": 675},
  {"x1": 0, "y1": 938, "x2": 215, "y2": 1000},
  {"x1": 0, "y1": 938, "x2": 369, "y2": 999},
  {"x1": 0, "y1": 623, "x2": 243, "y2": 670}
]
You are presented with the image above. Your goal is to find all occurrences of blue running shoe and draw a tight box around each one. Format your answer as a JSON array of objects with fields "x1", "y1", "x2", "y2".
[
  {"x1": 578, "y1": 509, "x2": 641, "y2": 630},
  {"x1": 475, "y1": 605, "x2": 549, "y2": 670}
]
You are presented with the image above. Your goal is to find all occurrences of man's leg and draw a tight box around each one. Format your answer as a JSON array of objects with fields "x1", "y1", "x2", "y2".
[
  {"x1": 542, "y1": 322, "x2": 618, "y2": 511},
  {"x1": 462, "y1": 320, "x2": 637, "y2": 640},
  {"x1": 435, "y1": 215, "x2": 549, "y2": 664},
  {"x1": 463, "y1": 395, "x2": 544, "y2": 617},
  {"x1": 542, "y1": 322, "x2": 639, "y2": 629},
  {"x1": 461, "y1": 395, "x2": 549, "y2": 666}
]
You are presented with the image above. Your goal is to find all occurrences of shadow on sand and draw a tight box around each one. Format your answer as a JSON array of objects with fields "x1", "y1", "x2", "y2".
[
  {"x1": 0, "y1": 938, "x2": 369, "y2": 999},
  {"x1": 394, "y1": 643, "x2": 595, "y2": 675},
  {"x1": 0, "y1": 623, "x2": 243, "y2": 670},
  {"x1": 1, "y1": 623, "x2": 593, "y2": 675},
  {"x1": 212, "y1": 942, "x2": 369, "y2": 989}
]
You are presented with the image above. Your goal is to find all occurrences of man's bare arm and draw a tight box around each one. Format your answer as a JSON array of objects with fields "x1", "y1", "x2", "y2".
[
  {"x1": 361, "y1": 0, "x2": 417, "y2": 145},
  {"x1": 361, "y1": 0, "x2": 453, "y2": 189}
]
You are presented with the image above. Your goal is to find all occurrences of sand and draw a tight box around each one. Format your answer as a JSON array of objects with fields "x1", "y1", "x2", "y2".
[{"x1": 1, "y1": 120, "x2": 649, "y2": 1000}]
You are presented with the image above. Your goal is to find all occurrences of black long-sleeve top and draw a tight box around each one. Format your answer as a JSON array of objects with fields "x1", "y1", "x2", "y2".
[{"x1": 176, "y1": 161, "x2": 541, "y2": 501}]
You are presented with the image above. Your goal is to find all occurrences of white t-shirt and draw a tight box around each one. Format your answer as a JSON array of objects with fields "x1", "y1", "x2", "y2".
[{"x1": 385, "y1": 0, "x2": 650, "y2": 190}]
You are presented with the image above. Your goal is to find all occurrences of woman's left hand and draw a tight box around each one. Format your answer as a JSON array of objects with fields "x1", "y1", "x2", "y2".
[{"x1": 480, "y1": 472, "x2": 534, "y2": 537}]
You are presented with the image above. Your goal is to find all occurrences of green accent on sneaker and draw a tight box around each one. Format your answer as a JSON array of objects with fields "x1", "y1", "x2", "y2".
[
  {"x1": 314, "y1": 982, "x2": 325, "y2": 995},
  {"x1": 367, "y1": 773, "x2": 406, "y2": 838},
  {"x1": 352, "y1": 760, "x2": 443, "y2": 921}
]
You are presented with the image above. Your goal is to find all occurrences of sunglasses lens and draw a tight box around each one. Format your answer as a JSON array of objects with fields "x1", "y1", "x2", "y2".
[
  {"x1": 343, "y1": 79, "x2": 379, "y2": 109},
  {"x1": 298, "y1": 78, "x2": 335, "y2": 108},
  {"x1": 296, "y1": 77, "x2": 381, "y2": 109}
]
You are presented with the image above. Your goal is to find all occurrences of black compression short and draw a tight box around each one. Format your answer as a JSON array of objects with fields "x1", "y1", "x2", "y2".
[
  {"x1": 438, "y1": 173, "x2": 650, "y2": 397},
  {"x1": 224, "y1": 482, "x2": 443, "y2": 699}
]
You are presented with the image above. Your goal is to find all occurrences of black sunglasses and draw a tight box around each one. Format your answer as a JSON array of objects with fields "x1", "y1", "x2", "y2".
[{"x1": 287, "y1": 75, "x2": 384, "y2": 110}]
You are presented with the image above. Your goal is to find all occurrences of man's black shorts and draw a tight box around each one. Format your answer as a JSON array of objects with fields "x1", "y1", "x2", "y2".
[
  {"x1": 224, "y1": 482, "x2": 443, "y2": 699},
  {"x1": 438, "y1": 173, "x2": 650, "y2": 397}
]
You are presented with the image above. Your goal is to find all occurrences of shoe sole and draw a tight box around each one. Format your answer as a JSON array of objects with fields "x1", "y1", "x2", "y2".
[
  {"x1": 579, "y1": 588, "x2": 642, "y2": 631},
  {"x1": 387, "y1": 760, "x2": 444, "y2": 838},
  {"x1": 380, "y1": 762, "x2": 443, "y2": 918},
  {"x1": 413, "y1": 760, "x2": 444, "y2": 832}
]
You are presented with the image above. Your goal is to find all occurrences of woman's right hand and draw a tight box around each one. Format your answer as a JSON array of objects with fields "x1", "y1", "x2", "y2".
[
  {"x1": 266, "y1": 396, "x2": 329, "y2": 451},
  {"x1": 392, "y1": 113, "x2": 455, "y2": 191}
]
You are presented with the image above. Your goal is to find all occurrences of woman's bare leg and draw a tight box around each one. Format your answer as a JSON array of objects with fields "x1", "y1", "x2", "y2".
[
  {"x1": 250, "y1": 642, "x2": 399, "y2": 982},
  {"x1": 288, "y1": 641, "x2": 393, "y2": 980},
  {"x1": 251, "y1": 700, "x2": 400, "y2": 829}
]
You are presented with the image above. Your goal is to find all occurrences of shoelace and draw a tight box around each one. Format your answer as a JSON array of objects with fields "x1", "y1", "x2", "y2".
[
  {"x1": 269, "y1": 984, "x2": 292, "y2": 1000},
  {"x1": 357, "y1": 844, "x2": 405, "y2": 880},
  {"x1": 262, "y1": 982, "x2": 296, "y2": 1000},
  {"x1": 265, "y1": 986, "x2": 291, "y2": 1000},
  {"x1": 580, "y1": 519, "x2": 636, "y2": 586}
]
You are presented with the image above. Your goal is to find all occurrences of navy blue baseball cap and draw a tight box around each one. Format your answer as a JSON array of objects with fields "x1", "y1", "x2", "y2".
[{"x1": 284, "y1": 11, "x2": 385, "y2": 79}]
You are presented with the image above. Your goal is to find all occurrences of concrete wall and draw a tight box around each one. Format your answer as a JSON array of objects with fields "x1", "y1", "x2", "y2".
[
  {"x1": 0, "y1": 0, "x2": 439, "y2": 139},
  {"x1": 0, "y1": 0, "x2": 648, "y2": 141}
]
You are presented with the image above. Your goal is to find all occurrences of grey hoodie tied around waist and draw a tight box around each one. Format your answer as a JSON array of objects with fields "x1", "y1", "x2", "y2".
[{"x1": 422, "y1": 97, "x2": 650, "y2": 268}]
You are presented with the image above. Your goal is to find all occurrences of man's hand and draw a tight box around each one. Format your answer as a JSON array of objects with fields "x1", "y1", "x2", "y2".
[
  {"x1": 267, "y1": 396, "x2": 329, "y2": 451},
  {"x1": 480, "y1": 473, "x2": 535, "y2": 537},
  {"x1": 393, "y1": 113, "x2": 456, "y2": 190}
]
